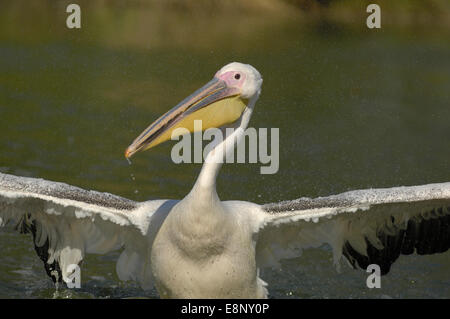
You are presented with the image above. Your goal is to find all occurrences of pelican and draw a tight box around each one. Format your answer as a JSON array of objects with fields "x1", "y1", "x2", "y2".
[{"x1": 0, "y1": 62, "x2": 449, "y2": 298}]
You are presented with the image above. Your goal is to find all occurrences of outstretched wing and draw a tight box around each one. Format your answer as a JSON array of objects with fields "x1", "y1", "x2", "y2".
[
  {"x1": 256, "y1": 182, "x2": 450, "y2": 275},
  {"x1": 0, "y1": 172, "x2": 175, "y2": 289}
]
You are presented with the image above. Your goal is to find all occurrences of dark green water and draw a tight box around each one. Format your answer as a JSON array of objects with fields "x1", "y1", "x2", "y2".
[{"x1": 0, "y1": 1, "x2": 449, "y2": 298}]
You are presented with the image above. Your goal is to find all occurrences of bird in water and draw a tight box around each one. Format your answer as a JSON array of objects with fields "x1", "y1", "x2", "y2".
[{"x1": 0, "y1": 62, "x2": 449, "y2": 298}]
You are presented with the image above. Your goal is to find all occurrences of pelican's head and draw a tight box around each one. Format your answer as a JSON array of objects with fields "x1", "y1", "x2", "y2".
[{"x1": 125, "y1": 62, "x2": 262, "y2": 158}]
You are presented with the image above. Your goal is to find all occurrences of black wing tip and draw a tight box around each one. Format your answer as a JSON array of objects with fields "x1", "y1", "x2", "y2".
[{"x1": 342, "y1": 208, "x2": 450, "y2": 276}]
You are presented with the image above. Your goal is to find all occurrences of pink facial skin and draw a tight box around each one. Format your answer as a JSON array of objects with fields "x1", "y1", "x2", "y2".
[{"x1": 215, "y1": 70, "x2": 246, "y2": 88}]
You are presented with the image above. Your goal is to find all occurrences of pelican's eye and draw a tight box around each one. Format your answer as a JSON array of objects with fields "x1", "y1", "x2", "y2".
[{"x1": 234, "y1": 73, "x2": 241, "y2": 80}]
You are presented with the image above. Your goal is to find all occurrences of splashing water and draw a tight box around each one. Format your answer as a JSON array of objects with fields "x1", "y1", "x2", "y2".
[{"x1": 130, "y1": 174, "x2": 139, "y2": 195}]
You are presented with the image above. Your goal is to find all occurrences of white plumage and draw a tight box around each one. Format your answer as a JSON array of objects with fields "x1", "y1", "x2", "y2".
[{"x1": 0, "y1": 62, "x2": 449, "y2": 298}]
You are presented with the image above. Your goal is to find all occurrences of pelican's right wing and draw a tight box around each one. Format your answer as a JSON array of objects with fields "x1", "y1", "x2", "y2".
[
  {"x1": 0, "y1": 172, "x2": 176, "y2": 289},
  {"x1": 255, "y1": 182, "x2": 450, "y2": 275}
]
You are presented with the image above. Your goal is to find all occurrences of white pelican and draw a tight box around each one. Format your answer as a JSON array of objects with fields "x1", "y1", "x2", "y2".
[{"x1": 0, "y1": 62, "x2": 449, "y2": 298}]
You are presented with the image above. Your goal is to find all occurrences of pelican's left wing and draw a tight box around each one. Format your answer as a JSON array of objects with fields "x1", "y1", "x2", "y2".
[
  {"x1": 0, "y1": 172, "x2": 175, "y2": 289},
  {"x1": 255, "y1": 182, "x2": 450, "y2": 275}
]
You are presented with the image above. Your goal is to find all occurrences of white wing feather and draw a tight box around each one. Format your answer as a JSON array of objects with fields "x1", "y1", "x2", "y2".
[
  {"x1": 0, "y1": 172, "x2": 176, "y2": 289},
  {"x1": 256, "y1": 182, "x2": 450, "y2": 274}
]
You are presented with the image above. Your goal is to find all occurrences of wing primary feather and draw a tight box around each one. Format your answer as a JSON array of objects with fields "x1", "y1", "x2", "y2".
[
  {"x1": 341, "y1": 207, "x2": 450, "y2": 275},
  {"x1": 18, "y1": 215, "x2": 63, "y2": 284}
]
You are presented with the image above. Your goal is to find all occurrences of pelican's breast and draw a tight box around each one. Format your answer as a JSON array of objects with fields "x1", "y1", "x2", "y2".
[{"x1": 150, "y1": 200, "x2": 264, "y2": 298}]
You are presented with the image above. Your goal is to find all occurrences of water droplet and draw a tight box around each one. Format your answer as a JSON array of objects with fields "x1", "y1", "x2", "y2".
[
  {"x1": 134, "y1": 190, "x2": 139, "y2": 194},
  {"x1": 126, "y1": 158, "x2": 132, "y2": 165}
]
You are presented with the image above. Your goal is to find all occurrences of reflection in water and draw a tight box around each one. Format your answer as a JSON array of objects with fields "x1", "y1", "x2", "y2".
[{"x1": 0, "y1": 0, "x2": 449, "y2": 298}]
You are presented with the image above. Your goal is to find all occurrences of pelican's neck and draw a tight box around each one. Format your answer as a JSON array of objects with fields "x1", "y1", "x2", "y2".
[{"x1": 191, "y1": 94, "x2": 259, "y2": 199}]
